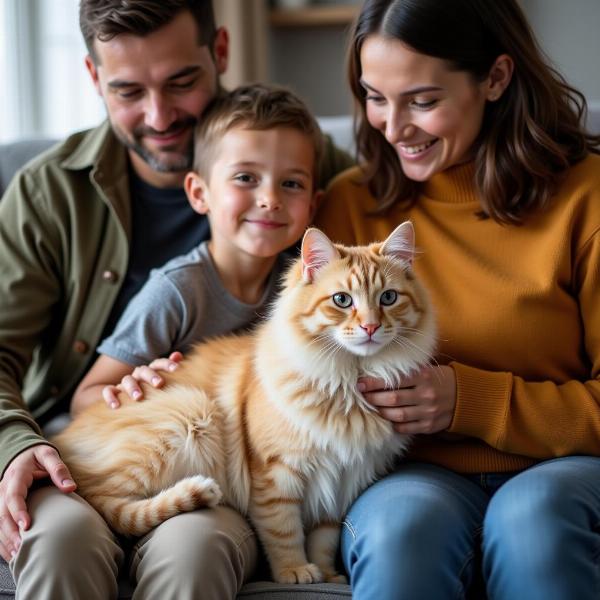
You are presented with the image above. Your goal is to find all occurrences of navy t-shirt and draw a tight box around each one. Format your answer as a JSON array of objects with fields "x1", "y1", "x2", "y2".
[{"x1": 101, "y1": 167, "x2": 210, "y2": 340}]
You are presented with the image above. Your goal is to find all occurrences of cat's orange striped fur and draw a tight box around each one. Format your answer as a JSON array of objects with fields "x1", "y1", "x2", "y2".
[{"x1": 52, "y1": 222, "x2": 436, "y2": 584}]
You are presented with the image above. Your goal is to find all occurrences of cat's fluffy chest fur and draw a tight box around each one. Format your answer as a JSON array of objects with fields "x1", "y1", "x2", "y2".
[
  {"x1": 248, "y1": 312, "x2": 413, "y2": 521},
  {"x1": 53, "y1": 222, "x2": 436, "y2": 585}
]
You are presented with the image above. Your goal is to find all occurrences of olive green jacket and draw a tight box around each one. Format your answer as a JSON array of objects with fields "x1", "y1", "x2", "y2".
[{"x1": 0, "y1": 121, "x2": 353, "y2": 476}]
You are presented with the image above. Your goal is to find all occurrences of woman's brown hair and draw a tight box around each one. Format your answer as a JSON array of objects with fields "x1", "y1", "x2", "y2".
[{"x1": 348, "y1": 0, "x2": 600, "y2": 224}]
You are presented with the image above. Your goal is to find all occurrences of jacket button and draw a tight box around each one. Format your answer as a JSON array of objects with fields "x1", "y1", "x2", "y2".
[
  {"x1": 73, "y1": 340, "x2": 89, "y2": 354},
  {"x1": 102, "y1": 270, "x2": 118, "y2": 283}
]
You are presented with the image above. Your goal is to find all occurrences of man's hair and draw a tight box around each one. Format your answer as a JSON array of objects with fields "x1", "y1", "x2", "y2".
[
  {"x1": 80, "y1": 0, "x2": 217, "y2": 63},
  {"x1": 348, "y1": 0, "x2": 600, "y2": 224},
  {"x1": 193, "y1": 84, "x2": 323, "y2": 188}
]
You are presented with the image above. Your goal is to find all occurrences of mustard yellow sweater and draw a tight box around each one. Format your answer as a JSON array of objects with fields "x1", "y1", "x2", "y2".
[{"x1": 314, "y1": 155, "x2": 600, "y2": 473}]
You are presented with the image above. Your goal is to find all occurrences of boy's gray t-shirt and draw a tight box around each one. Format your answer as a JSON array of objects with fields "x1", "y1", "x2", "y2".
[{"x1": 97, "y1": 241, "x2": 288, "y2": 366}]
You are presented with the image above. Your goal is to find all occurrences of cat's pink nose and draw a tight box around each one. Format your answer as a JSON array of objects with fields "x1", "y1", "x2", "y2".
[{"x1": 361, "y1": 323, "x2": 381, "y2": 337}]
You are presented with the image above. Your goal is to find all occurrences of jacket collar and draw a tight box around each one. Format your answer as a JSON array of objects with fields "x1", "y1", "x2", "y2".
[
  {"x1": 60, "y1": 120, "x2": 132, "y2": 237},
  {"x1": 59, "y1": 120, "x2": 126, "y2": 175}
]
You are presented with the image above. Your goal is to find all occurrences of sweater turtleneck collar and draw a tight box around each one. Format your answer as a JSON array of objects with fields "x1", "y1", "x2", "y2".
[{"x1": 422, "y1": 161, "x2": 480, "y2": 204}]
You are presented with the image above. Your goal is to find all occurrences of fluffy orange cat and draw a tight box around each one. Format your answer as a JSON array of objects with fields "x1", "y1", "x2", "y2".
[{"x1": 52, "y1": 222, "x2": 436, "y2": 584}]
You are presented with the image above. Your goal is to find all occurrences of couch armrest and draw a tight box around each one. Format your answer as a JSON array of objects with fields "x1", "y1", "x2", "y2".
[{"x1": 0, "y1": 139, "x2": 57, "y2": 197}]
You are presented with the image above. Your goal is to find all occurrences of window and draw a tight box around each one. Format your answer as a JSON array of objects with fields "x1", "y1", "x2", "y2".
[{"x1": 0, "y1": 0, "x2": 104, "y2": 143}]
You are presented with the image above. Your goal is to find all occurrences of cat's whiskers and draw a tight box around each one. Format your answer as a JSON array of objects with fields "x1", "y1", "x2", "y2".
[
  {"x1": 393, "y1": 337, "x2": 433, "y2": 370},
  {"x1": 391, "y1": 335, "x2": 435, "y2": 365},
  {"x1": 313, "y1": 340, "x2": 343, "y2": 365},
  {"x1": 398, "y1": 332, "x2": 435, "y2": 355},
  {"x1": 404, "y1": 336, "x2": 439, "y2": 370},
  {"x1": 305, "y1": 332, "x2": 342, "y2": 361},
  {"x1": 306, "y1": 332, "x2": 335, "y2": 351},
  {"x1": 399, "y1": 326, "x2": 432, "y2": 339},
  {"x1": 392, "y1": 336, "x2": 443, "y2": 386}
]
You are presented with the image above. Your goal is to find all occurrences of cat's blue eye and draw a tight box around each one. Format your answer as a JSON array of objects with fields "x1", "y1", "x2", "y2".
[
  {"x1": 333, "y1": 292, "x2": 353, "y2": 308},
  {"x1": 380, "y1": 290, "x2": 398, "y2": 306}
]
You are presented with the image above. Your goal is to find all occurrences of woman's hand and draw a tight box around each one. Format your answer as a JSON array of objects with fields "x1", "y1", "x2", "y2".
[
  {"x1": 358, "y1": 365, "x2": 457, "y2": 434},
  {"x1": 102, "y1": 351, "x2": 183, "y2": 409}
]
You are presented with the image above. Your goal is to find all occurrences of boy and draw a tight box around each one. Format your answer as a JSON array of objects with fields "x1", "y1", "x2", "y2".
[
  {"x1": 63, "y1": 84, "x2": 322, "y2": 597},
  {"x1": 71, "y1": 83, "x2": 321, "y2": 419}
]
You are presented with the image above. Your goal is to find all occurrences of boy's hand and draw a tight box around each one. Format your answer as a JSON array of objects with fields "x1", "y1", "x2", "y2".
[{"x1": 102, "y1": 351, "x2": 183, "y2": 409}]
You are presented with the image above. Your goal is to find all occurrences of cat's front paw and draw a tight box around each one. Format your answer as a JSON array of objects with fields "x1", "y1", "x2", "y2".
[{"x1": 274, "y1": 563, "x2": 323, "y2": 584}]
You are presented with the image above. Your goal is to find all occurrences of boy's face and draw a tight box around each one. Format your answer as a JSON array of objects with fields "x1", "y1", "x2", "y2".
[
  {"x1": 86, "y1": 10, "x2": 228, "y2": 188},
  {"x1": 187, "y1": 126, "x2": 317, "y2": 263}
]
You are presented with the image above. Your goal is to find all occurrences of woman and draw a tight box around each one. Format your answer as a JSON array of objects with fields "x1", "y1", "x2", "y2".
[{"x1": 314, "y1": 0, "x2": 600, "y2": 598}]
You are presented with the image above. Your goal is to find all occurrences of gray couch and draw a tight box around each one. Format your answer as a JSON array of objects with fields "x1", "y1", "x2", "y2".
[{"x1": 0, "y1": 138, "x2": 352, "y2": 599}]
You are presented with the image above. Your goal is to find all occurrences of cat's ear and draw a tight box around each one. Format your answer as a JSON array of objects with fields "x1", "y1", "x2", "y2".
[
  {"x1": 301, "y1": 228, "x2": 340, "y2": 283},
  {"x1": 380, "y1": 221, "x2": 415, "y2": 267}
]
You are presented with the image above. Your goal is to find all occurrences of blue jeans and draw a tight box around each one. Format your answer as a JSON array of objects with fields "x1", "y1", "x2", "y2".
[{"x1": 341, "y1": 458, "x2": 600, "y2": 600}]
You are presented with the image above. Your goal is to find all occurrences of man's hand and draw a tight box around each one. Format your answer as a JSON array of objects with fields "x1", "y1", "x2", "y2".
[
  {"x1": 358, "y1": 365, "x2": 457, "y2": 434},
  {"x1": 0, "y1": 445, "x2": 76, "y2": 561},
  {"x1": 102, "y1": 351, "x2": 183, "y2": 409}
]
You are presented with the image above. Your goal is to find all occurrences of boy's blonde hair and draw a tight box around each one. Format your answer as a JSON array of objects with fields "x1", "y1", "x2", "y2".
[{"x1": 193, "y1": 84, "x2": 323, "y2": 187}]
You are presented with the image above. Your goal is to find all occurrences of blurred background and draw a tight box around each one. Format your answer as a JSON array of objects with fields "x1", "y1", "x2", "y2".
[{"x1": 0, "y1": 0, "x2": 599, "y2": 144}]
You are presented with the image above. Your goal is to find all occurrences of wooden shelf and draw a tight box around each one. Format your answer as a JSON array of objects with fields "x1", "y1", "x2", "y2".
[{"x1": 270, "y1": 5, "x2": 359, "y2": 27}]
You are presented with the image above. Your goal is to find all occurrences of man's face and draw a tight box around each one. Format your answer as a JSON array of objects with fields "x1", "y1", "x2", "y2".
[{"x1": 86, "y1": 10, "x2": 228, "y2": 187}]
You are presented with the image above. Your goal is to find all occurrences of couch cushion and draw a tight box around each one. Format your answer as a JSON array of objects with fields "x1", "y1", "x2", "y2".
[
  {"x1": 0, "y1": 560, "x2": 351, "y2": 599},
  {"x1": 0, "y1": 139, "x2": 57, "y2": 197}
]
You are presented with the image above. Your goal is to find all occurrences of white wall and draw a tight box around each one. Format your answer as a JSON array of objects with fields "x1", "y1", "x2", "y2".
[
  {"x1": 270, "y1": 25, "x2": 354, "y2": 116},
  {"x1": 271, "y1": 1, "x2": 600, "y2": 118},
  {"x1": 521, "y1": 0, "x2": 600, "y2": 107}
]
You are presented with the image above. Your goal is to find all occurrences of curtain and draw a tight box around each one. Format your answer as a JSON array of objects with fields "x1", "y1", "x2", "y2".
[{"x1": 214, "y1": 0, "x2": 269, "y2": 89}]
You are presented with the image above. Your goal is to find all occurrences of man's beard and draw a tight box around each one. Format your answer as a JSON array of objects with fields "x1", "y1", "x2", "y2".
[{"x1": 113, "y1": 116, "x2": 197, "y2": 173}]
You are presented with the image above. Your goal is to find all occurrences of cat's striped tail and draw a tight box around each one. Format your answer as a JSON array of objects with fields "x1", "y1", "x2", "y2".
[{"x1": 91, "y1": 475, "x2": 223, "y2": 536}]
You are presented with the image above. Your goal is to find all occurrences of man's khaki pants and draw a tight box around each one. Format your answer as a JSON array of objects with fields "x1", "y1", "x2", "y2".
[{"x1": 10, "y1": 486, "x2": 257, "y2": 600}]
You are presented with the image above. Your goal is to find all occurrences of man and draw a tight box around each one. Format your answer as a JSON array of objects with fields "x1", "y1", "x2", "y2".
[{"x1": 0, "y1": 2, "x2": 352, "y2": 598}]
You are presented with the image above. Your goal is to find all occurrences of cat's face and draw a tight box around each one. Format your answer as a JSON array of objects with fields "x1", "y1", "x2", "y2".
[{"x1": 297, "y1": 222, "x2": 427, "y2": 358}]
